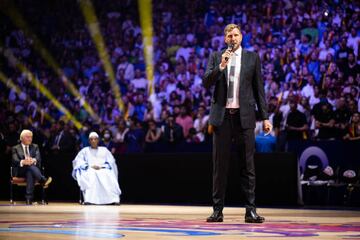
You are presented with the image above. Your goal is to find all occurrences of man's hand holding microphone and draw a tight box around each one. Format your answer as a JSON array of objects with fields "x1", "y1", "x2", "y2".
[{"x1": 220, "y1": 43, "x2": 234, "y2": 69}]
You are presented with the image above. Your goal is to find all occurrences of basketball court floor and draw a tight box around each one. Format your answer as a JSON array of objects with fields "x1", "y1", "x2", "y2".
[{"x1": 0, "y1": 202, "x2": 359, "y2": 239}]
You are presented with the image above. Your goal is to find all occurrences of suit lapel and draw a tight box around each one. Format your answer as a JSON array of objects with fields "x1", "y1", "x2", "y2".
[
  {"x1": 219, "y1": 50, "x2": 228, "y2": 82},
  {"x1": 224, "y1": 62, "x2": 228, "y2": 84},
  {"x1": 239, "y1": 50, "x2": 246, "y2": 88},
  {"x1": 29, "y1": 144, "x2": 33, "y2": 157},
  {"x1": 18, "y1": 145, "x2": 25, "y2": 159}
]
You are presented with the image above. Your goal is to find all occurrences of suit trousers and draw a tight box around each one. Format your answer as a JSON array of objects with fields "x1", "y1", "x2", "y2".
[
  {"x1": 18, "y1": 165, "x2": 44, "y2": 200},
  {"x1": 212, "y1": 109, "x2": 256, "y2": 211}
]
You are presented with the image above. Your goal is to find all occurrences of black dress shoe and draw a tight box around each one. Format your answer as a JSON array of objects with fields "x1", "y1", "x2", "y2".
[
  {"x1": 206, "y1": 210, "x2": 223, "y2": 222},
  {"x1": 245, "y1": 209, "x2": 265, "y2": 223},
  {"x1": 25, "y1": 199, "x2": 32, "y2": 205}
]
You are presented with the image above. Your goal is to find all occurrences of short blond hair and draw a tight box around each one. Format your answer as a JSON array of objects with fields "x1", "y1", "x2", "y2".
[
  {"x1": 20, "y1": 129, "x2": 33, "y2": 140},
  {"x1": 224, "y1": 24, "x2": 241, "y2": 35}
]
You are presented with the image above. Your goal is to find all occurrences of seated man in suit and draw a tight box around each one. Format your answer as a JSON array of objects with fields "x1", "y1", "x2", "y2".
[
  {"x1": 12, "y1": 129, "x2": 52, "y2": 205},
  {"x1": 72, "y1": 132, "x2": 121, "y2": 205}
]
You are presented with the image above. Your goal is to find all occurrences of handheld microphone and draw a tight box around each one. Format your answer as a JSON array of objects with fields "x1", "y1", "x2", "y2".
[{"x1": 224, "y1": 43, "x2": 234, "y2": 62}]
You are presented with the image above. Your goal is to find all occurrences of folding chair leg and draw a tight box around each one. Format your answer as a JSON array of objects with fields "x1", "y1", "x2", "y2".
[
  {"x1": 10, "y1": 182, "x2": 14, "y2": 204},
  {"x1": 79, "y1": 189, "x2": 83, "y2": 205}
]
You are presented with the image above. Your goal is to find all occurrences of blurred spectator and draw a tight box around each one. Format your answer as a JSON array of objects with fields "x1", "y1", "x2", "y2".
[
  {"x1": 285, "y1": 99, "x2": 309, "y2": 141},
  {"x1": 175, "y1": 105, "x2": 193, "y2": 138},
  {"x1": 114, "y1": 119, "x2": 129, "y2": 154},
  {"x1": 102, "y1": 128, "x2": 116, "y2": 154},
  {"x1": 333, "y1": 97, "x2": 351, "y2": 139},
  {"x1": 50, "y1": 121, "x2": 76, "y2": 153},
  {"x1": 313, "y1": 102, "x2": 336, "y2": 140},
  {"x1": 162, "y1": 115, "x2": 183, "y2": 144},
  {"x1": 193, "y1": 105, "x2": 209, "y2": 142},
  {"x1": 343, "y1": 112, "x2": 360, "y2": 141},
  {"x1": 145, "y1": 120, "x2": 162, "y2": 143},
  {"x1": 125, "y1": 117, "x2": 144, "y2": 153}
]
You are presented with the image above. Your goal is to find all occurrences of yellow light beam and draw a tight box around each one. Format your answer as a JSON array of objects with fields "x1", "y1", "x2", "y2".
[
  {"x1": 1, "y1": 1, "x2": 100, "y2": 122},
  {"x1": 138, "y1": 0, "x2": 155, "y2": 96},
  {"x1": 3, "y1": 49, "x2": 83, "y2": 129},
  {"x1": 78, "y1": 0, "x2": 124, "y2": 111},
  {"x1": 0, "y1": 71, "x2": 55, "y2": 123}
]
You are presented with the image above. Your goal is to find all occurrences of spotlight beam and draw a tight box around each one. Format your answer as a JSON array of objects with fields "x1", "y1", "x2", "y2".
[
  {"x1": 78, "y1": 0, "x2": 124, "y2": 112},
  {"x1": 1, "y1": 0, "x2": 100, "y2": 122},
  {"x1": 138, "y1": 0, "x2": 155, "y2": 96},
  {"x1": 0, "y1": 71, "x2": 56, "y2": 123},
  {"x1": 2, "y1": 49, "x2": 83, "y2": 129}
]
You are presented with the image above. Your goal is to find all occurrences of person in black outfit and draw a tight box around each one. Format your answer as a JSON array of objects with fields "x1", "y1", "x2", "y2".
[
  {"x1": 286, "y1": 100, "x2": 308, "y2": 140},
  {"x1": 51, "y1": 120, "x2": 76, "y2": 153},
  {"x1": 203, "y1": 24, "x2": 272, "y2": 223},
  {"x1": 333, "y1": 97, "x2": 351, "y2": 139},
  {"x1": 312, "y1": 101, "x2": 336, "y2": 139},
  {"x1": 340, "y1": 52, "x2": 359, "y2": 81},
  {"x1": 162, "y1": 115, "x2": 183, "y2": 144}
]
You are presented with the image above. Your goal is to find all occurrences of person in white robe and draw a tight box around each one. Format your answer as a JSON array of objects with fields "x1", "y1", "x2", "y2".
[{"x1": 72, "y1": 132, "x2": 121, "y2": 204}]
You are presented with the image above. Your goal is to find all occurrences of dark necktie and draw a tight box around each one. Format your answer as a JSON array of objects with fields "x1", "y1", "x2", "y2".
[
  {"x1": 25, "y1": 145, "x2": 30, "y2": 158},
  {"x1": 227, "y1": 55, "x2": 236, "y2": 104}
]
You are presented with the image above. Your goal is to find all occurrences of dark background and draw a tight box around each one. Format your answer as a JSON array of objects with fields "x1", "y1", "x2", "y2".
[{"x1": 1, "y1": 152, "x2": 300, "y2": 206}]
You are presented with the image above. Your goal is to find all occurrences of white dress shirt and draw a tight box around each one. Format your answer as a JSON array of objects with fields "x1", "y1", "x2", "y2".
[
  {"x1": 219, "y1": 47, "x2": 242, "y2": 109},
  {"x1": 20, "y1": 143, "x2": 36, "y2": 167}
]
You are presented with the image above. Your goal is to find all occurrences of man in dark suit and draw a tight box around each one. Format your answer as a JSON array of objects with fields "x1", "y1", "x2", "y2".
[
  {"x1": 51, "y1": 120, "x2": 76, "y2": 153},
  {"x1": 12, "y1": 129, "x2": 52, "y2": 205},
  {"x1": 203, "y1": 24, "x2": 272, "y2": 223}
]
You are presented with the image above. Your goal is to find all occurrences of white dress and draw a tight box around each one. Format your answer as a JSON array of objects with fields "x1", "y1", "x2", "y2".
[{"x1": 72, "y1": 146, "x2": 121, "y2": 204}]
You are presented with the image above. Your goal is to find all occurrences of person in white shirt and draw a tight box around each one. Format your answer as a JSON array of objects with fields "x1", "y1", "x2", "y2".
[
  {"x1": 301, "y1": 74, "x2": 316, "y2": 99},
  {"x1": 116, "y1": 55, "x2": 135, "y2": 81},
  {"x1": 347, "y1": 28, "x2": 360, "y2": 58},
  {"x1": 318, "y1": 41, "x2": 335, "y2": 61}
]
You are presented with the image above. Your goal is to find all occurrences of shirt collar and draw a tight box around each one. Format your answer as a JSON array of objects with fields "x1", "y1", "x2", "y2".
[
  {"x1": 21, "y1": 143, "x2": 29, "y2": 148},
  {"x1": 233, "y1": 46, "x2": 242, "y2": 56}
]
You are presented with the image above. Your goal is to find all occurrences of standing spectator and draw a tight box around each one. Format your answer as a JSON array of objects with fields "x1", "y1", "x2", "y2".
[
  {"x1": 313, "y1": 102, "x2": 336, "y2": 140},
  {"x1": 285, "y1": 100, "x2": 309, "y2": 141},
  {"x1": 333, "y1": 97, "x2": 351, "y2": 139}
]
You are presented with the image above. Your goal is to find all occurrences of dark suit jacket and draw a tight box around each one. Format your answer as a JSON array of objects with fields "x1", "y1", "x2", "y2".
[
  {"x1": 12, "y1": 144, "x2": 42, "y2": 176},
  {"x1": 203, "y1": 49, "x2": 268, "y2": 128},
  {"x1": 53, "y1": 130, "x2": 76, "y2": 152}
]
